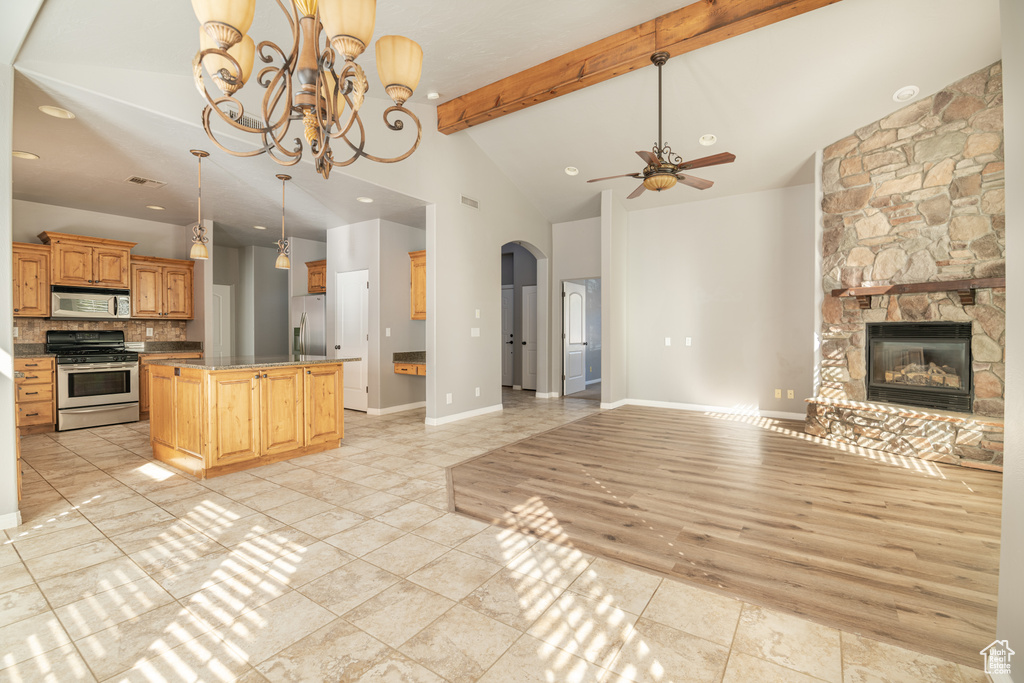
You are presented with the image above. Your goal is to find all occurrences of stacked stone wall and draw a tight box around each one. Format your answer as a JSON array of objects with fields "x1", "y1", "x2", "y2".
[{"x1": 819, "y1": 62, "x2": 1005, "y2": 420}]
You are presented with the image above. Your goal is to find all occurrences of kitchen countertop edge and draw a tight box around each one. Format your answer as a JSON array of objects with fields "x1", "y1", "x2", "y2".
[{"x1": 147, "y1": 356, "x2": 360, "y2": 371}]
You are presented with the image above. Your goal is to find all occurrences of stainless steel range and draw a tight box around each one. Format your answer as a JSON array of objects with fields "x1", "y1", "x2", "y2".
[{"x1": 46, "y1": 330, "x2": 140, "y2": 431}]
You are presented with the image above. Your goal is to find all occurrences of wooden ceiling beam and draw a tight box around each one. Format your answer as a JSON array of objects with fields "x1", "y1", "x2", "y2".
[{"x1": 436, "y1": 0, "x2": 842, "y2": 135}]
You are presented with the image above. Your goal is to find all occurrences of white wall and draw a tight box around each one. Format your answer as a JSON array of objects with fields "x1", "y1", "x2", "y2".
[
  {"x1": 998, "y1": 0, "x2": 1024, "y2": 676},
  {"x1": 251, "y1": 246, "x2": 288, "y2": 357},
  {"x1": 13, "y1": 199, "x2": 191, "y2": 259},
  {"x1": 379, "y1": 220, "x2": 426, "y2": 410},
  {"x1": 288, "y1": 236, "x2": 327, "y2": 298},
  {"x1": 601, "y1": 190, "x2": 629, "y2": 406},
  {"x1": 551, "y1": 217, "x2": 601, "y2": 393},
  {"x1": 236, "y1": 247, "x2": 255, "y2": 355},
  {"x1": 0, "y1": 62, "x2": 19, "y2": 529},
  {"x1": 625, "y1": 185, "x2": 815, "y2": 416}
]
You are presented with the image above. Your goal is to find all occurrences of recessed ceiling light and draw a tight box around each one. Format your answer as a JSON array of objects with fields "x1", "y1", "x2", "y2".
[
  {"x1": 253, "y1": 225, "x2": 267, "y2": 230},
  {"x1": 145, "y1": 205, "x2": 165, "y2": 211},
  {"x1": 564, "y1": 166, "x2": 579, "y2": 176},
  {"x1": 12, "y1": 150, "x2": 39, "y2": 160},
  {"x1": 38, "y1": 105, "x2": 76, "y2": 119},
  {"x1": 356, "y1": 196, "x2": 374, "y2": 203},
  {"x1": 698, "y1": 134, "x2": 717, "y2": 146},
  {"x1": 892, "y1": 85, "x2": 920, "y2": 103},
  {"x1": 426, "y1": 92, "x2": 440, "y2": 101}
]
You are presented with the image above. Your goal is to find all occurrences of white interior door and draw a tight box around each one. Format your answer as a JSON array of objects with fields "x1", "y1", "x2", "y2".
[
  {"x1": 337, "y1": 270, "x2": 369, "y2": 412},
  {"x1": 563, "y1": 281, "x2": 587, "y2": 395},
  {"x1": 501, "y1": 286, "x2": 514, "y2": 386},
  {"x1": 522, "y1": 285, "x2": 538, "y2": 391},
  {"x1": 211, "y1": 284, "x2": 233, "y2": 357}
]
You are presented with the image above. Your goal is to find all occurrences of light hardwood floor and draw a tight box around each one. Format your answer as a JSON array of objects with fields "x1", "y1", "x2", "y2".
[{"x1": 449, "y1": 404, "x2": 1002, "y2": 668}]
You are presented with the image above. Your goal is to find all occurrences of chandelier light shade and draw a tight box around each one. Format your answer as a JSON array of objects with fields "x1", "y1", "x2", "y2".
[
  {"x1": 643, "y1": 174, "x2": 677, "y2": 192},
  {"x1": 189, "y1": 149, "x2": 210, "y2": 261},
  {"x1": 275, "y1": 174, "x2": 291, "y2": 270},
  {"x1": 192, "y1": 0, "x2": 423, "y2": 179}
]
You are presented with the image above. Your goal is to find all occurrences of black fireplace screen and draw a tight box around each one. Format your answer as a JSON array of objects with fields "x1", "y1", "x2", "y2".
[{"x1": 866, "y1": 323, "x2": 972, "y2": 412}]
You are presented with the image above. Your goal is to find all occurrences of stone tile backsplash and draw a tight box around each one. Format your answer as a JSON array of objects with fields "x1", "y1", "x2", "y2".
[{"x1": 14, "y1": 318, "x2": 189, "y2": 343}]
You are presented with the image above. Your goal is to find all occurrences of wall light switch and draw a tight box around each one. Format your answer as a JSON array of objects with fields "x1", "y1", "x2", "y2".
[
  {"x1": 475, "y1": 387, "x2": 480, "y2": 397},
  {"x1": 475, "y1": 309, "x2": 480, "y2": 319},
  {"x1": 471, "y1": 328, "x2": 480, "y2": 337},
  {"x1": 665, "y1": 337, "x2": 671, "y2": 346},
  {"x1": 787, "y1": 389, "x2": 795, "y2": 399},
  {"x1": 685, "y1": 337, "x2": 692, "y2": 347},
  {"x1": 774, "y1": 389, "x2": 782, "y2": 399},
  {"x1": 446, "y1": 393, "x2": 453, "y2": 405},
  {"x1": 146, "y1": 328, "x2": 154, "y2": 337},
  {"x1": 385, "y1": 328, "x2": 391, "y2": 337}
]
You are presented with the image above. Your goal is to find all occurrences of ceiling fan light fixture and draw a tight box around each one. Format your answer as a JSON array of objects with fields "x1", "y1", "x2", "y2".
[{"x1": 643, "y1": 174, "x2": 677, "y2": 192}]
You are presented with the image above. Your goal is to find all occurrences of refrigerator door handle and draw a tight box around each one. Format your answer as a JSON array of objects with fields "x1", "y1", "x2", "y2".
[{"x1": 299, "y1": 311, "x2": 307, "y2": 355}]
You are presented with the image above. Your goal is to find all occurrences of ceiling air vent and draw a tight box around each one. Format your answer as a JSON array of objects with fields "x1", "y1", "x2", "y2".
[
  {"x1": 461, "y1": 195, "x2": 480, "y2": 209},
  {"x1": 123, "y1": 175, "x2": 167, "y2": 189}
]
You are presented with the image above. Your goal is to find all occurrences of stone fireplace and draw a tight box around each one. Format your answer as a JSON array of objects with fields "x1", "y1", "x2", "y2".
[{"x1": 806, "y1": 61, "x2": 1005, "y2": 470}]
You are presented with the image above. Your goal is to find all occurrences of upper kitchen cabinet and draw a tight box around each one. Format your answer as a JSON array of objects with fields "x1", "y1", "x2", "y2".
[
  {"x1": 39, "y1": 232, "x2": 136, "y2": 289},
  {"x1": 409, "y1": 250, "x2": 426, "y2": 320},
  {"x1": 306, "y1": 260, "x2": 326, "y2": 294},
  {"x1": 13, "y1": 243, "x2": 50, "y2": 317},
  {"x1": 131, "y1": 256, "x2": 194, "y2": 319}
]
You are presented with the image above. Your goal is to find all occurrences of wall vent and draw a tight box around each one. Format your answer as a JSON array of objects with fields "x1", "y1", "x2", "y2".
[
  {"x1": 124, "y1": 176, "x2": 167, "y2": 189},
  {"x1": 461, "y1": 195, "x2": 480, "y2": 209},
  {"x1": 227, "y1": 110, "x2": 264, "y2": 130}
]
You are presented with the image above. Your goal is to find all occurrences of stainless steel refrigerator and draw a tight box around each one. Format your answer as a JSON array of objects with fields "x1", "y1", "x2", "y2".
[{"x1": 290, "y1": 294, "x2": 326, "y2": 357}]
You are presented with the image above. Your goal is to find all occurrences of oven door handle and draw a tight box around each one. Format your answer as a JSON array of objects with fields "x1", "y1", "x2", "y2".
[
  {"x1": 58, "y1": 363, "x2": 138, "y2": 372},
  {"x1": 60, "y1": 404, "x2": 138, "y2": 414}
]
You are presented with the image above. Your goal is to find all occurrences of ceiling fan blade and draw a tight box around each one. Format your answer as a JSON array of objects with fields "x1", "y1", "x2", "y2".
[
  {"x1": 627, "y1": 183, "x2": 647, "y2": 199},
  {"x1": 677, "y1": 152, "x2": 736, "y2": 171},
  {"x1": 675, "y1": 173, "x2": 714, "y2": 190},
  {"x1": 586, "y1": 173, "x2": 641, "y2": 183},
  {"x1": 635, "y1": 150, "x2": 659, "y2": 166}
]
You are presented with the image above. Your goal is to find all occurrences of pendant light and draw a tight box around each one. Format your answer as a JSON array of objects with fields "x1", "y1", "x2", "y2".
[
  {"x1": 189, "y1": 149, "x2": 210, "y2": 260},
  {"x1": 275, "y1": 174, "x2": 291, "y2": 270}
]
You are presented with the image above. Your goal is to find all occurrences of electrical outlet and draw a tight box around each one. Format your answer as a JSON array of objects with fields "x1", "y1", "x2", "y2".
[
  {"x1": 12, "y1": 327, "x2": 17, "y2": 339},
  {"x1": 475, "y1": 387, "x2": 480, "y2": 397},
  {"x1": 774, "y1": 389, "x2": 782, "y2": 399},
  {"x1": 146, "y1": 328, "x2": 154, "y2": 337},
  {"x1": 446, "y1": 393, "x2": 453, "y2": 405},
  {"x1": 471, "y1": 328, "x2": 480, "y2": 337},
  {"x1": 665, "y1": 337, "x2": 671, "y2": 346},
  {"x1": 787, "y1": 389, "x2": 795, "y2": 399},
  {"x1": 685, "y1": 337, "x2": 692, "y2": 347},
  {"x1": 475, "y1": 309, "x2": 480, "y2": 319},
  {"x1": 385, "y1": 328, "x2": 391, "y2": 337}
]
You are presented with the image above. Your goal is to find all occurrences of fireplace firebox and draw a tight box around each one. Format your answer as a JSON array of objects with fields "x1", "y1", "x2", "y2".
[{"x1": 866, "y1": 322, "x2": 973, "y2": 413}]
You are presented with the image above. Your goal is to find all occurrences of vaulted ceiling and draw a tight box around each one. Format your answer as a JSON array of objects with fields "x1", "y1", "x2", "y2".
[{"x1": 9, "y1": 0, "x2": 1002, "y2": 246}]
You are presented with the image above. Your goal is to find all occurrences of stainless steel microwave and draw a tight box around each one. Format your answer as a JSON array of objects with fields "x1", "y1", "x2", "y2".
[{"x1": 51, "y1": 286, "x2": 131, "y2": 320}]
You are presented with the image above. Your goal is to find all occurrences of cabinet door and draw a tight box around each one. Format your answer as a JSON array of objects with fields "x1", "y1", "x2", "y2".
[
  {"x1": 209, "y1": 370, "x2": 261, "y2": 467},
  {"x1": 163, "y1": 265, "x2": 194, "y2": 319},
  {"x1": 51, "y1": 241, "x2": 94, "y2": 286},
  {"x1": 94, "y1": 247, "x2": 131, "y2": 288},
  {"x1": 409, "y1": 251, "x2": 426, "y2": 320},
  {"x1": 305, "y1": 364, "x2": 344, "y2": 445},
  {"x1": 131, "y1": 263, "x2": 163, "y2": 318},
  {"x1": 308, "y1": 264, "x2": 326, "y2": 293},
  {"x1": 261, "y1": 367, "x2": 305, "y2": 456},
  {"x1": 13, "y1": 249, "x2": 50, "y2": 317}
]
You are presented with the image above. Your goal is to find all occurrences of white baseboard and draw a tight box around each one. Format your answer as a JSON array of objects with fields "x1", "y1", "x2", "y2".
[
  {"x1": 512, "y1": 385, "x2": 522, "y2": 391},
  {"x1": 0, "y1": 510, "x2": 23, "y2": 531},
  {"x1": 367, "y1": 401, "x2": 426, "y2": 416},
  {"x1": 585, "y1": 378, "x2": 602, "y2": 386},
  {"x1": 988, "y1": 673, "x2": 1011, "y2": 683},
  {"x1": 602, "y1": 398, "x2": 804, "y2": 421},
  {"x1": 425, "y1": 403, "x2": 503, "y2": 426},
  {"x1": 536, "y1": 392, "x2": 559, "y2": 399}
]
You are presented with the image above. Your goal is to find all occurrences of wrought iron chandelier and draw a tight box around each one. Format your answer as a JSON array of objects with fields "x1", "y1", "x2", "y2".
[{"x1": 192, "y1": 0, "x2": 424, "y2": 179}]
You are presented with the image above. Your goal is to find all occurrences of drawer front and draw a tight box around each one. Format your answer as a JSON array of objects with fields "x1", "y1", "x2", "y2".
[
  {"x1": 17, "y1": 383, "x2": 53, "y2": 403},
  {"x1": 394, "y1": 364, "x2": 417, "y2": 375},
  {"x1": 18, "y1": 401, "x2": 54, "y2": 427},
  {"x1": 15, "y1": 357, "x2": 54, "y2": 373},
  {"x1": 16, "y1": 370, "x2": 54, "y2": 386},
  {"x1": 416, "y1": 364, "x2": 426, "y2": 376}
]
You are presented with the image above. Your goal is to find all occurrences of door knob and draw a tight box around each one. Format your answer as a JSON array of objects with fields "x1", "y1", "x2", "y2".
[
  {"x1": 506, "y1": 341, "x2": 514, "y2": 345},
  {"x1": 335, "y1": 345, "x2": 341, "y2": 350},
  {"x1": 522, "y1": 341, "x2": 526, "y2": 345}
]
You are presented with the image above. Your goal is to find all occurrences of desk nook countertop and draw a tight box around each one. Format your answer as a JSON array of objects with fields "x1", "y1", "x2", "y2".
[{"x1": 148, "y1": 356, "x2": 357, "y2": 478}]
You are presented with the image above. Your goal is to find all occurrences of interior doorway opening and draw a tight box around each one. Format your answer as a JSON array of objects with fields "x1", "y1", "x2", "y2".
[
  {"x1": 500, "y1": 242, "x2": 539, "y2": 391},
  {"x1": 563, "y1": 277, "x2": 601, "y2": 400}
]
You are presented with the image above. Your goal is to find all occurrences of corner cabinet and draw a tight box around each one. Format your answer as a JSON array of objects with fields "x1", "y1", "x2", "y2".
[
  {"x1": 13, "y1": 243, "x2": 51, "y2": 317},
  {"x1": 39, "y1": 231, "x2": 135, "y2": 289},
  {"x1": 306, "y1": 259, "x2": 327, "y2": 294},
  {"x1": 131, "y1": 256, "x2": 194, "y2": 319},
  {"x1": 409, "y1": 250, "x2": 426, "y2": 320}
]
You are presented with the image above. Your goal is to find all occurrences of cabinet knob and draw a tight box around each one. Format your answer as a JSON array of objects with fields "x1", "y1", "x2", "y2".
[
  {"x1": 263, "y1": 374, "x2": 267, "y2": 378},
  {"x1": 307, "y1": 370, "x2": 311, "y2": 375},
  {"x1": 13, "y1": 309, "x2": 18, "y2": 312}
]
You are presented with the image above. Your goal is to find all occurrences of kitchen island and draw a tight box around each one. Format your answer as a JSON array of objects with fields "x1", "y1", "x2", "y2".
[{"x1": 147, "y1": 356, "x2": 358, "y2": 479}]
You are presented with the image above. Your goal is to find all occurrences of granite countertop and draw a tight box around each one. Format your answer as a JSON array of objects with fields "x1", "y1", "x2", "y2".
[
  {"x1": 393, "y1": 351, "x2": 426, "y2": 365},
  {"x1": 13, "y1": 344, "x2": 51, "y2": 358},
  {"x1": 129, "y1": 342, "x2": 205, "y2": 354},
  {"x1": 147, "y1": 355, "x2": 360, "y2": 371}
]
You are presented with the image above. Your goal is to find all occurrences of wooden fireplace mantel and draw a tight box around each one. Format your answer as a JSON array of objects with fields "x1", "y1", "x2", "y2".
[{"x1": 831, "y1": 277, "x2": 1006, "y2": 310}]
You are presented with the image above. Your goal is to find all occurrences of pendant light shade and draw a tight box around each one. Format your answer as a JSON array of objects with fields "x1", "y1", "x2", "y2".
[
  {"x1": 275, "y1": 174, "x2": 291, "y2": 270},
  {"x1": 375, "y1": 35, "x2": 422, "y2": 106},
  {"x1": 320, "y1": 0, "x2": 376, "y2": 60},
  {"x1": 199, "y1": 29, "x2": 255, "y2": 95},
  {"x1": 192, "y1": 0, "x2": 255, "y2": 48},
  {"x1": 190, "y1": 150, "x2": 210, "y2": 261}
]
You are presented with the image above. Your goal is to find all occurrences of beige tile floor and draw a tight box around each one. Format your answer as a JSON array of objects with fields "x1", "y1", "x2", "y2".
[{"x1": 3, "y1": 390, "x2": 991, "y2": 682}]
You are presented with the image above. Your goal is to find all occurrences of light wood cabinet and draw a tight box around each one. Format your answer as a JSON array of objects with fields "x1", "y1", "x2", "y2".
[
  {"x1": 261, "y1": 366, "x2": 306, "y2": 456},
  {"x1": 15, "y1": 357, "x2": 55, "y2": 431},
  {"x1": 394, "y1": 363, "x2": 426, "y2": 376},
  {"x1": 13, "y1": 243, "x2": 50, "y2": 317},
  {"x1": 131, "y1": 256, "x2": 194, "y2": 319},
  {"x1": 306, "y1": 259, "x2": 326, "y2": 294},
  {"x1": 209, "y1": 370, "x2": 262, "y2": 468},
  {"x1": 39, "y1": 232, "x2": 135, "y2": 289},
  {"x1": 409, "y1": 250, "x2": 426, "y2": 320},
  {"x1": 140, "y1": 352, "x2": 204, "y2": 413},
  {"x1": 305, "y1": 364, "x2": 344, "y2": 445}
]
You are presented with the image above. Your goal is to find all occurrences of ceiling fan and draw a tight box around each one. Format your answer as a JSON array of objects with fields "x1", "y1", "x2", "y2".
[{"x1": 588, "y1": 52, "x2": 736, "y2": 199}]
